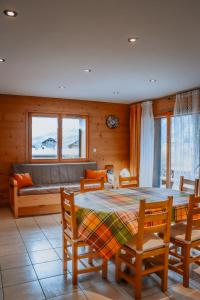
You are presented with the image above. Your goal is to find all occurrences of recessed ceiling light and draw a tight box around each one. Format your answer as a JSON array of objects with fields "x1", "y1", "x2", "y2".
[
  {"x1": 59, "y1": 85, "x2": 66, "y2": 89},
  {"x1": 0, "y1": 58, "x2": 5, "y2": 63},
  {"x1": 128, "y1": 37, "x2": 138, "y2": 43},
  {"x1": 4, "y1": 9, "x2": 18, "y2": 17},
  {"x1": 84, "y1": 69, "x2": 92, "y2": 73},
  {"x1": 149, "y1": 79, "x2": 157, "y2": 83}
]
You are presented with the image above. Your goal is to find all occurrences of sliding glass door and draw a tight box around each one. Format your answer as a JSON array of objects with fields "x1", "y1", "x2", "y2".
[{"x1": 154, "y1": 113, "x2": 200, "y2": 189}]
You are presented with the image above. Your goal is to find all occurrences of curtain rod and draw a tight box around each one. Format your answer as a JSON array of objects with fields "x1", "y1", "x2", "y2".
[{"x1": 130, "y1": 87, "x2": 200, "y2": 105}]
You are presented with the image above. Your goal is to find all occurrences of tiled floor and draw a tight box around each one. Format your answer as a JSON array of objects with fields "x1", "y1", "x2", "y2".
[{"x1": 0, "y1": 207, "x2": 200, "y2": 300}]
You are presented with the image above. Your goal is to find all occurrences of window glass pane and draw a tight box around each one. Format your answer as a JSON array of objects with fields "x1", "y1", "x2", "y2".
[
  {"x1": 32, "y1": 116, "x2": 58, "y2": 159},
  {"x1": 62, "y1": 118, "x2": 86, "y2": 159},
  {"x1": 160, "y1": 118, "x2": 167, "y2": 187},
  {"x1": 171, "y1": 114, "x2": 200, "y2": 188}
]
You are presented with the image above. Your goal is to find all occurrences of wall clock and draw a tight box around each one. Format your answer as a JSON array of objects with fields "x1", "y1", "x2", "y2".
[{"x1": 106, "y1": 115, "x2": 119, "y2": 129}]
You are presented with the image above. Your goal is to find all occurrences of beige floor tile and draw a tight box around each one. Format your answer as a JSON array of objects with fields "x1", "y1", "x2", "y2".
[
  {"x1": 78, "y1": 272, "x2": 107, "y2": 289},
  {"x1": 52, "y1": 214, "x2": 62, "y2": 224},
  {"x1": 55, "y1": 247, "x2": 63, "y2": 259},
  {"x1": 191, "y1": 265, "x2": 200, "y2": 280},
  {"x1": 50, "y1": 291, "x2": 87, "y2": 299},
  {"x1": 43, "y1": 229, "x2": 62, "y2": 239},
  {"x1": 118, "y1": 275, "x2": 161, "y2": 299},
  {"x1": 19, "y1": 229, "x2": 43, "y2": 237},
  {"x1": 167, "y1": 283, "x2": 200, "y2": 300},
  {"x1": 29, "y1": 248, "x2": 59, "y2": 264},
  {"x1": 84, "y1": 281, "x2": 132, "y2": 300},
  {"x1": 2, "y1": 265, "x2": 37, "y2": 287},
  {"x1": 25, "y1": 239, "x2": 52, "y2": 252},
  {"x1": 4, "y1": 280, "x2": 45, "y2": 300},
  {"x1": 16, "y1": 217, "x2": 36, "y2": 226},
  {"x1": 0, "y1": 234, "x2": 23, "y2": 246},
  {"x1": 0, "y1": 208, "x2": 14, "y2": 220},
  {"x1": 39, "y1": 274, "x2": 78, "y2": 298},
  {"x1": 143, "y1": 292, "x2": 169, "y2": 300},
  {"x1": 21, "y1": 232, "x2": 46, "y2": 242},
  {"x1": 0, "y1": 289, "x2": 3, "y2": 300},
  {"x1": 0, "y1": 219, "x2": 16, "y2": 229},
  {"x1": 0, "y1": 243, "x2": 26, "y2": 257},
  {"x1": 33, "y1": 260, "x2": 64, "y2": 279},
  {"x1": 0, "y1": 253, "x2": 31, "y2": 270},
  {"x1": 48, "y1": 237, "x2": 63, "y2": 248}
]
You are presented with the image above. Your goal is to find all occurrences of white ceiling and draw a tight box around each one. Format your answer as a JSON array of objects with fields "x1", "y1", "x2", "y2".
[{"x1": 0, "y1": 0, "x2": 200, "y2": 104}]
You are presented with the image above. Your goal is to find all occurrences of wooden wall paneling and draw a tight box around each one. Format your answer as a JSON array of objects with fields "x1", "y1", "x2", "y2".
[{"x1": 0, "y1": 94, "x2": 130, "y2": 205}]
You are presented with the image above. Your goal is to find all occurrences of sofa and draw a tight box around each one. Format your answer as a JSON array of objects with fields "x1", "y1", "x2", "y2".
[{"x1": 10, "y1": 162, "x2": 113, "y2": 218}]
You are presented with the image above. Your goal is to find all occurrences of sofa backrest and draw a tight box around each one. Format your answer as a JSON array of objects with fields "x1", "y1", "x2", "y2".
[{"x1": 12, "y1": 162, "x2": 97, "y2": 185}]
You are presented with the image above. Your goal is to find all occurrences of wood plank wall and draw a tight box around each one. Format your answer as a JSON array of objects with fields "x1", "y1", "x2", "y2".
[
  {"x1": 153, "y1": 95, "x2": 175, "y2": 116},
  {"x1": 0, "y1": 94, "x2": 130, "y2": 205}
]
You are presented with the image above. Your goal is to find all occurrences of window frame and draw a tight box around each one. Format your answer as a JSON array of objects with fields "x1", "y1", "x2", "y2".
[
  {"x1": 154, "y1": 111, "x2": 173, "y2": 188},
  {"x1": 28, "y1": 112, "x2": 89, "y2": 163}
]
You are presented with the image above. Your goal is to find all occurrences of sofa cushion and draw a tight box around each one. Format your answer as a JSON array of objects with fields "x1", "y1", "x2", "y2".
[
  {"x1": 12, "y1": 162, "x2": 97, "y2": 185},
  {"x1": 14, "y1": 173, "x2": 33, "y2": 189},
  {"x1": 85, "y1": 169, "x2": 107, "y2": 182},
  {"x1": 18, "y1": 182, "x2": 113, "y2": 196}
]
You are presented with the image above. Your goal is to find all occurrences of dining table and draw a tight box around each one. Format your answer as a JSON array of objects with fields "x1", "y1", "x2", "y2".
[{"x1": 74, "y1": 187, "x2": 189, "y2": 259}]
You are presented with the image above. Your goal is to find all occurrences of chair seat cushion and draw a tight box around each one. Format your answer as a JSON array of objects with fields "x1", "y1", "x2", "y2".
[
  {"x1": 170, "y1": 222, "x2": 200, "y2": 243},
  {"x1": 19, "y1": 182, "x2": 113, "y2": 196},
  {"x1": 126, "y1": 233, "x2": 164, "y2": 252}
]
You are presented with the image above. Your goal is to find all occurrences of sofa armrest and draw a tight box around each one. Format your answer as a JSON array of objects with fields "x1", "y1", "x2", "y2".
[
  {"x1": 10, "y1": 177, "x2": 18, "y2": 187},
  {"x1": 80, "y1": 177, "x2": 104, "y2": 193}
]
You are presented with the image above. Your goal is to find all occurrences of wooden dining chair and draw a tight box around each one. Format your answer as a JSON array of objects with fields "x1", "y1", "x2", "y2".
[
  {"x1": 80, "y1": 177, "x2": 104, "y2": 193},
  {"x1": 179, "y1": 176, "x2": 199, "y2": 195},
  {"x1": 169, "y1": 194, "x2": 200, "y2": 287},
  {"x1": 115, "y1": 197, "x2": 173, "y2": 300},
  {"x1": 119, "y1": 175, "x2": 139, "y2": 188},
  {"x1": 60, "y1": 188, "x2": 108, "y2": 285}
]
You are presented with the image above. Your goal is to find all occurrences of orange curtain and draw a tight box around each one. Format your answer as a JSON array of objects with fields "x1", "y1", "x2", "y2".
[{"x1": 130, "y1": 103, "x2": 142, "y2": 179}]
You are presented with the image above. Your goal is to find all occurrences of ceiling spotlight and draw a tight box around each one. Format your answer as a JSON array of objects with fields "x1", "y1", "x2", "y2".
[
  {"x1": 128, "y1": 37, "x2": 138, "y2": 43},
  {"x1": 84, "y1": 69, "x2": 92, "y2": 73},
  {"x1": 149, "y1": 79, "x2": 157, "y2": 83},
  {"x1": 59, "y1": 85, "x2": 66, "y2": 89},
  {"x1": 0, "y1": 58, "x2": 5, "y2": 63},
  {"x1": 4, "y1": 9, "x2": 18, "y2": 17}
]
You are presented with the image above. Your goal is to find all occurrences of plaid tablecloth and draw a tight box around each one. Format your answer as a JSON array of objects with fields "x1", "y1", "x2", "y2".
[{"x1": 75, "y1": 188, "x2": 189, "y2": 259}]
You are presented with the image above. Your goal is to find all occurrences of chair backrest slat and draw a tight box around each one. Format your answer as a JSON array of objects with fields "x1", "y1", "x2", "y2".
[
  {"x1": 60, "y1": 187, "x2": 77, "y2": 240},
  {"x1": 179, "y1": 176, "x2": 199, "y2": 196},
  {"x1": 136, "y1": 197, "x2": 173, "y2": 251},
  {"x1": 144, "y1": 224, "x2": 166, "y2": 233},
  {"x1": 119, "y1": 176, "x2": 139, "y2": 188},
  {"x1": 185, "y1": 195, "x2": 200, "y2": 242}
]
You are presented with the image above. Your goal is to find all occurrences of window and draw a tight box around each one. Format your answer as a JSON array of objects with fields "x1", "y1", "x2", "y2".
[
  {"x1": 29, "y1": 113, "x2": 88, "y2": 161},
  {"x1": 160, "y1": 117, "x2": 167, "y2": 187},
  {"x1": 62, "y1": 117, "x2": 87, "y2": 159},
  {"x1": 32, "y1": 116, "x2": 58, "y2": 160},
  {"x1": 154, "y1": 112, "x2": 200, "y2": 189}
]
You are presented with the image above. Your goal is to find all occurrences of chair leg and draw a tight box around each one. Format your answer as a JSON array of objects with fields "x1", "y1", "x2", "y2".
[
  {"x1": 88, "y1": 246, "x2": 93, "y2": 265},
  {"x1": 102, "y1": 259, "x2": 108, "y2": 279},
  {"x1": 183, "y1": 245, "x2": 190, "y2": 288},
  {"x1": 161, "y1": 247, "x2": 169, "y2": 292},
  {"x1": 134, "y1": 253, "x2": 142, "y2": 300},
  {"x1": 63, "y1": 237, "x2": 67, "y2": 273},
  {"x1": 72, "y1": 243, "x2": 78, "y2": 285}
]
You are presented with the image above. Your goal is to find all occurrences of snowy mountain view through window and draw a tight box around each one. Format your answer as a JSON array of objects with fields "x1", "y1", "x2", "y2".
[{"x1": 31, "y1": 115, "x2": 87, "y2": 160}]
